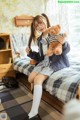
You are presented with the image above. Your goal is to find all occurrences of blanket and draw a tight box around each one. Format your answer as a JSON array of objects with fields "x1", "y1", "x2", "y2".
[{"x1": 10, "y1": 34, "x2": 80, "y2": 103}]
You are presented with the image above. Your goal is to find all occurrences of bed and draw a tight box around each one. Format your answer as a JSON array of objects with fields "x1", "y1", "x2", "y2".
[{"x1": 10, "y1": 15, "x2": 80, "y2": 112}]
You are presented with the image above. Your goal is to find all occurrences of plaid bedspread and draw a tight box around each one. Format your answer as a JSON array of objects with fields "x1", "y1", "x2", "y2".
[
  {"x1": 11, "y1": 33, "x2": 80, "y2": 103},
  {"x1": 14, "y1": 57, "x2": 80, "y2": 103},
  {"x1": 14, "y1": 58, "x2": 34, "y2": 75}
]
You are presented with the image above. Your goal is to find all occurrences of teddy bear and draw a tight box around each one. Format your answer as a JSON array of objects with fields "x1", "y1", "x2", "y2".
[
  {"x1": 42, "y1": 24, "x2": 66, "y2": 56},
  {"x1": 30, "y1": 25, "x2": 66, "y2": 64}
]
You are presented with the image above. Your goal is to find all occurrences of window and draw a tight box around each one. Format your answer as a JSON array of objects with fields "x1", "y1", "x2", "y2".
[{"x1": 45, "y1": 0, "x2": 80, "y2": 51}]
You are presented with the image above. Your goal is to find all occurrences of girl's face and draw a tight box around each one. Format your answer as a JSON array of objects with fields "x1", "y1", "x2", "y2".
[
  {"x1": 36, "y1": 22, "x2": 46, "y2": 32},
  {"x1": 34, "y1": 17, "x2": 47, "y2": 33}
]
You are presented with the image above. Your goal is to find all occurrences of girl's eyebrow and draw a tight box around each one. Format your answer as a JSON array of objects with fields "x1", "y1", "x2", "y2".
[{"x1": 35, "y1": 21, "x2": 43, "y2": 26}]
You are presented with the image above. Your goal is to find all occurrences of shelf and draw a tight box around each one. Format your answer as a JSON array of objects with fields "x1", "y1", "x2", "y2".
[
  {"x1": 0, "y1": 35, "x2": 10, "y2": 50},
  {"x1": 0, "y1": 63, "x2": 13, "y2": 72},
  {"x1": 0, "y1": 63, "x2": 15, "y2": 79},
  {"x1": 0, "y1": 34, "x2": 15, "y2": 78},
  {"x1": 14, "y1": 15, "x2": 33, "y2": 27},
  {"x1": 0, "y1": 49, "x2": 12, "y2": 64},
  {"x1": 0, "y1": 63, "x2": 13, "y2": 67},
  {"x1": 0, "y1": 33, "x2": 9, "y2": 36},
  {"x1": 0, "y1": 49, "x2": 12, "y2": 52}
]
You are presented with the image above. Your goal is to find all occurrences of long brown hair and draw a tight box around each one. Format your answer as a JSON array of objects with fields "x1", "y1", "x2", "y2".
[{"x1": 28, "y1": 13, "x2": 50, "y2": 47}]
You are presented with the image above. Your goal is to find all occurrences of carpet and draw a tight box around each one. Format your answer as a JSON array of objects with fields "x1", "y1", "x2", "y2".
[{"x1": 0, "y1": 83, "x2": 63, "y2": 120}]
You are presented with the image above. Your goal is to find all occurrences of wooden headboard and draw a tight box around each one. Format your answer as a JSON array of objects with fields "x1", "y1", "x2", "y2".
[{"x1": 14, "y1": 15, "x2": 34, "y2": 27}]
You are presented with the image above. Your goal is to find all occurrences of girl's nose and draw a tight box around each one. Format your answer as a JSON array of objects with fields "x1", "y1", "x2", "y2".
[{"x1": 38, "y1": 24, "x2": 42, "y2": 28}]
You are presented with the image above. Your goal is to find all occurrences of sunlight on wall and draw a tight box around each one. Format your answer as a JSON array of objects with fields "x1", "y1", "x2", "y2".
[{"x1": 0, "y1": 0, "x2": 45, "y2": 33}]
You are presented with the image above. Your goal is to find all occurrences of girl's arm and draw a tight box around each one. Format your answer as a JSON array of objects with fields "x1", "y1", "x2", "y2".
[
  {"x1": 27, "y1": 50, "x2": 41, "y2": 61},
  {"x1": 26, "y1": 46, "x2": 41, "y2": 61},
  {"x1": 27, "y1": 34, "x2": 44, "y2": 62},
  {"x1": 62, "y1": 42, "x2": 70, "y2": 54}
]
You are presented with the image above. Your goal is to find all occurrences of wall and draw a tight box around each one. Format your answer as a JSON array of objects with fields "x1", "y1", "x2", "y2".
[{"x1": 0, "y1": 0, "x2": 45, "y2": 33}]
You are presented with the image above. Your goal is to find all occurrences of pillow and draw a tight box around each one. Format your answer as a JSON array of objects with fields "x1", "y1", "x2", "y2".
[
  {"x1": 19, "y1": 46, "x2": 27, "y2": 58},
  {"x1": 19, "y1": 45, "x2": 38, "y2": 60}
]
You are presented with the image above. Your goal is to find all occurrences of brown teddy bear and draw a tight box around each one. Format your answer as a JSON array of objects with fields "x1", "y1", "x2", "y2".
[
  {"x1": 30, "y1": 25, "x2": 66, "y2": 64},
  {"x1": 43, "y1": 25, "x2": 66, "y2": 56}
]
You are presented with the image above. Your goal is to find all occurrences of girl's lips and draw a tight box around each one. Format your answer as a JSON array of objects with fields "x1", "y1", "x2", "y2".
[{"x1": 40, "y1": 29, "x2": 44, "y2": 32}]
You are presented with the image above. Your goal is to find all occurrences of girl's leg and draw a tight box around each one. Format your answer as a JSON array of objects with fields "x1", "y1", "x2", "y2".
[
  {"x1": 28, "y1": 74, "x2": 48, "y2": 119},
  {"x1": 31, "y1": 83, "x2": 34, "y2": 91},
  {"x1": 28, "y1": 71, "x2": 39, "y2": 91},
  {"x1": 28, "y1": 71, "x2": 39, "y2": 83}
]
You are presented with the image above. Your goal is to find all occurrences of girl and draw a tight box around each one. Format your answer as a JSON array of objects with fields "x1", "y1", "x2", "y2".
[{"x1": 25, "y1": 13, "x2": 70, "y2": 120}]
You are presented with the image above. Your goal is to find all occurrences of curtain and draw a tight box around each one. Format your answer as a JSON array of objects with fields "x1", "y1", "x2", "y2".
[
  {"x1": 45, "y1": 0, "x2": 80, "y2": 50},
  {"x1": 67, "y1": 4, "x2": 80, "y2": 47},
  {"x1": 45, "y1": 0, "x2": 69, "y2": 33}
]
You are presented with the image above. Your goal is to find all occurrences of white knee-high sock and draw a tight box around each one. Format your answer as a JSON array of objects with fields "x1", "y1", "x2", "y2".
[{"x1": 28, "y1": 85, "x2": 42, "y2": 118}]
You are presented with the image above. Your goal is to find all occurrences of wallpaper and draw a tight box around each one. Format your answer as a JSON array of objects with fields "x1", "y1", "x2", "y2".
[{"x1": 0, "y1": 0, "x2": 45, "y2": 33}]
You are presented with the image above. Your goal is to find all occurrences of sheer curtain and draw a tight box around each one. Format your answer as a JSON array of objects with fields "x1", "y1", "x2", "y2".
[
  {"x1": 67, "y1": 4, "x2": 80, "y2": 47},
  {"x1": 45, "y1": 0, "x2": 69, "y2": 33},
  {"x1": 45, "y1": 0, "x2": 80, "y2": 52}
]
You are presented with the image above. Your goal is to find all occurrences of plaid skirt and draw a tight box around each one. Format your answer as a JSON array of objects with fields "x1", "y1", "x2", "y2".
[{"x1": 33, "y1": 56, "x2": 54, "y2": 76}]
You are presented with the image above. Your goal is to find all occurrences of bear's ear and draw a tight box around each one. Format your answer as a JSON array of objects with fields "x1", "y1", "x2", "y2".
[
  {"x1": 42, "y1": 24, "x2": 61, "y2": 36},
  {"x1": 49, "y1": 25, "x2": 61, "y2": 35},
  {"x1": 64, "y1": 33, "x2": 67, "y2": 37},
  {"x1": 55, "y1": 25, "x2": 61, "y2": 34},
  {"x1": 49, "y1": 29, "x2": 57, "y2": 35},
  {"x1": 57, "y1": 25, "x2": 61, "y2": 29}
]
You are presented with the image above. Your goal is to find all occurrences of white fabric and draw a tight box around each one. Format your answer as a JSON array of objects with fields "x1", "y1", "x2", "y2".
[
  {"x1": 45, "y1": 1, "x2": 80, "y2": 49},
  {"x1": 10, "y1": 33, "x2": 28, "y2": 54},
  {"x1": 64, "y1": 99, "x2": 80, "y2": 120},
  {"x1": 19, "y1": 46, "x2": 27, "y2": 58},
  {"x1": 45, "y1": 0, "x2": 69, "y2": 33},
  {"x1": 28, "y1": 85, "x2": 42, "y2": 118},
  {"x1": 10, "y1": 33, "x2": 38, "y2": 60}
]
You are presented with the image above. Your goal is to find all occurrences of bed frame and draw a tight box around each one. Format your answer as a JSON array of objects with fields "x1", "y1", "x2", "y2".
[{"x1": 14, "y1": 15, "x2": 80, "y2": 113}]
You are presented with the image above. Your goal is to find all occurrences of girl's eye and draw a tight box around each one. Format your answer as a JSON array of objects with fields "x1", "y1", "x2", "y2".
[
  {"x1": 39, "y1": 22, "x2": 42, "y2": 24},
  {"x1": 35, "y1": 25, "x2": 38, "y2": 28},
  {"x1": 39, "y1": 22, "x2": 44, "y2": 25}
]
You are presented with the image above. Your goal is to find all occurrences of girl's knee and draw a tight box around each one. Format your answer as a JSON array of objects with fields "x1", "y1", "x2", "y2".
[
  {"x1": 28, "y1": 75, "x2": 34, "y2": 83},
  {"x1": 34, "y1": 78, "x2": 40, "y2": 85},
  {"x1": 28, "y1": 72, "x2": 38, "y2": 83},
  {"x1": 34, "y1": 75, "x2": 48, "y2": 85}
]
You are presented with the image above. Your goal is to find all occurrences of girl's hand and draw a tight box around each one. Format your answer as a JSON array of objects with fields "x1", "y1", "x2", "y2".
[
  {"x1": 45, "y1": 49, "x2": 54, "y2": 56},
  {"x1": 26, "y1": 47, "x2": 31, "y2": 55}
]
